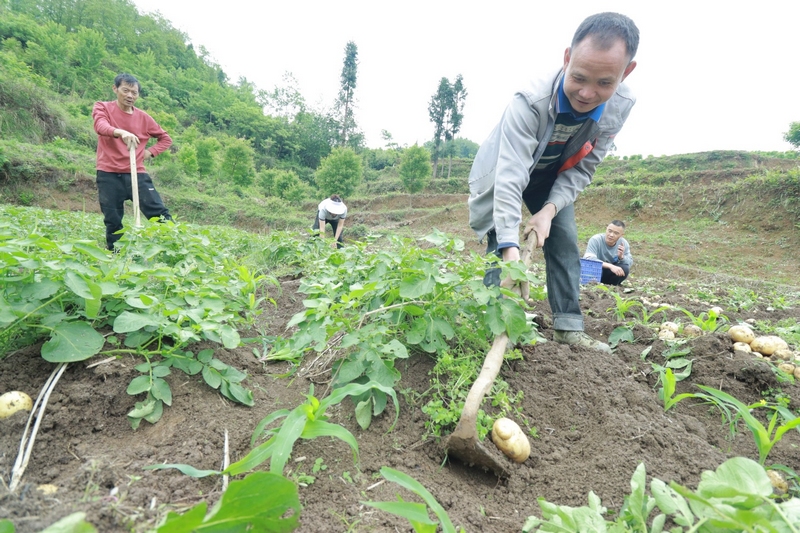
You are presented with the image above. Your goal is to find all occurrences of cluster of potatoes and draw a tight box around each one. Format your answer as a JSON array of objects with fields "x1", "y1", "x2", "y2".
[
  {"x1": 729, "y1": 324, "x2": 800, "y2": 378},
  {"x1": 657, "y1": 321, "x2": 703, "y2": 340},
  {"x1": 657, "y1": 306, "x2": 727, "y2": 341}
]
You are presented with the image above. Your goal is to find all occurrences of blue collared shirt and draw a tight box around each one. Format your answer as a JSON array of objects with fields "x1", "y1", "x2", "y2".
[
  {"x1": 556, "y1": 79, "x2": 605, "y2": 121},
  {"x1": 496, "y1": 80, "x2": 606, "y2": 252}
]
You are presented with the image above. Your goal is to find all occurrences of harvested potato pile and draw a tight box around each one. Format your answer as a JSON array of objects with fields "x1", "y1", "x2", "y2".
[{"x1": 727, "y1": 325, "x2": 800, "y2": 377}]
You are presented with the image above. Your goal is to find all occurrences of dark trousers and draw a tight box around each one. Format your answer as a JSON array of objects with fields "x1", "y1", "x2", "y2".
[
  {"x1": 520, "y1": 176, "x2": 583, "y2": 331},
  {"x1": 601, "y1": 265, "x2": 630, "y2": 286},
  {"x1": 312, "y1": 217, "x2": 344, "y2": 248},
  {"x1": 96, "y1": 171, "x2": 171, "y2": 250}
]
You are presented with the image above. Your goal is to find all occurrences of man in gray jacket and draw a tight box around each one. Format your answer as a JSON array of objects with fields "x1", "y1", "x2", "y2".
[
  {"x1": 468, "y1": 12, "x2": 639, "y2": 353},
  {"x1": 584, "y1": 220, "x2": 633, "y2": 285}
]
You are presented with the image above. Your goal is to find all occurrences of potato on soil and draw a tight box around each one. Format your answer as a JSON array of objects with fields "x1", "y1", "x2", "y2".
[
  {"x1": 0, "y1": 391, "x2": 33, "y2": 419},
  {"x1": 710, "y1": 306, "x2": 724, "y2": 316},
  {"x1": 749, "y1": 336, "x2": 788, "y2": 356},
  {"x1": 660, "y1": 322, "x2": 679, "y2": 334},
  {"x1": 794, "y1": 366, "x2": 800, "y2": 380},
  {"x1": 728, "y1": 325, "x2": 755, "y2": 344},
  {"x1": 683, "y1": 325, "x2": 703, "y2": 338},
  {"x1": 767, "y1": 470, "x2": 788, "y2": 494},
  {"x1": 732, "y1": 342, "x2": 752, "y2": 353},
  {"x1": 658, "y1": 329, "x2": 675, "y2": 340},
  {"x1": 773, "y1": 348, "x2": 794, "y2": 361},
  {"x1": 491, "y1": 417, "x2": 531, "y2": 463},
  {"x1": 777, "y1": 363, "x2": 795, "y2": 375}
]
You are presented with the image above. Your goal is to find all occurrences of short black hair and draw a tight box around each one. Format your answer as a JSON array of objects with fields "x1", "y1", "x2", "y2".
[
  {"x1": 610, "y1": 220, "x2": 626, "y2": 228},
  {"x1": 114, "y1": 73, "x2": 140, "y2": 91},
  {"x1": 572, "y1": 12, "x2": 639, "y2": 61}
]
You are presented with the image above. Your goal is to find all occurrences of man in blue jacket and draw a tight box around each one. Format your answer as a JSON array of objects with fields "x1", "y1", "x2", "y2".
[{"x1": 468, "y1": 12, "x2": 639, "y2": 353}]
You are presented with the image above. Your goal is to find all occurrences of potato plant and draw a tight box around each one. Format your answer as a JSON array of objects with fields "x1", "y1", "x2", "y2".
[
  {"x1": 523, "y1": 457, "x2": 800, "y2": 532},
  {"x1": 0, "y1": 206, "x2": 273, "y2": 427},
  {"x1": 265, "y1": 230, "x2": 543, "y2": 429}
]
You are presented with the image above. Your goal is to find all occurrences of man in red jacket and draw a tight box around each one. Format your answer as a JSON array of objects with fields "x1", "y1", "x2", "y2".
[{"x1": 93, "y1": 73, "x2": 173, "y2": 250}]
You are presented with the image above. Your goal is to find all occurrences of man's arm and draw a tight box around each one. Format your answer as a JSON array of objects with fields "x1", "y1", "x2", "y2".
[
  {"x1": 492, "y1": 94, "x2": 543, "y2": 250},
  {"x1": 144, "y1": 114, "x2": 171, "y2": 157}
]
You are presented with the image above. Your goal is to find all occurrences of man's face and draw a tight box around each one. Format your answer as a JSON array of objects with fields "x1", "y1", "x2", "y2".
[
  {"x1": 562, "y1": 37, "x2": 636, "y2": 114},
  {"x1": 604, "y1": 223, "x2": 625, "y2": 246},
  {"x1": 113, "y1": 82, "x2": 140, "y2": 110}
]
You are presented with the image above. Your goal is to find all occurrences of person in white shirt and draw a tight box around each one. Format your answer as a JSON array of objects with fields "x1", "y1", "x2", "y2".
[{"x1": 313, "y1": 194, "x2": 347, "y2": 248}]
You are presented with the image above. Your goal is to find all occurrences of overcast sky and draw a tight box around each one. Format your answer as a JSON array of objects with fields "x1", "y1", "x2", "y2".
[{"x1": 132, "y1": 0, "x2": 799, "y2": 156}]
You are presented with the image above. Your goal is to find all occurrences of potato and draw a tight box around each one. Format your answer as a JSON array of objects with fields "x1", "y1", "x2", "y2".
[
  {"x1": 0, "y1": 391, "x2": 33, "y2": 419},
  {"x1": 683, "y1": 325, "x2": 703, "y2": 338},
  {"x1": 710, "y1": 306, "x2": 724, "y2": 316},
  {"x1": 773, "y1": 348, "x2": 794, "y2": 361},
  {"x1": 777, "y1": 363, "x2": 795, "y2": 375},
  {"x1": 728, "y1": 325, "x2": 755, "y2": 344},
  {"x1": 750, "y1": 336, "x2": 788, "y2": 356},
  {"x1": 767, "y1": 470, "x2": 788, "y2": 494},
  {"x1": 491, "y1": 418, "x2": 530, "y2": 463},
  {"x1": 732, "y1": 342, "x2": 752, "y2": 353},
  {"x1": 794, "y1": 366, "x2": 800, "y2": 380},
  {"x1": 658, "y1": 329, "x2": 675, "y2": 340},
  {"x1": 660, "y1": 322, "x2": 679, "y2": 334}
]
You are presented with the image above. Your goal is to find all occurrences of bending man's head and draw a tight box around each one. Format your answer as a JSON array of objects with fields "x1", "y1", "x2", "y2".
[{"x1": 562, "y1": 13, "x2": 639, "y2": 114}]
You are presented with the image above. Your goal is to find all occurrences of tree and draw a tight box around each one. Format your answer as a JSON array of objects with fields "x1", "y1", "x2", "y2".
[
  {"x1": 445, "y1": 75, "x2": 467, "y2": 178},
  {"x1": 784, "y1": 122, "x2": 800, "y2": 149},
  {"x1": 315, "y1": 147, "x2": 362, "y2": 198},
  {"x1": 428, "y1": 77, "x2": 451, "y2": 179},
  {"x1": 177, "y1": 145, "x2": 199, "y2": 176},
  {"x1": 399, "y1": 145, "x2": 432, "y2": 194},
  {"x1": 428, "y1": 75, "x2": 467, "y2": 178},
  {"x1": 336, "y1": 41, "x2": 359, "y2": 147},
  {"x1": 221, "y1": 137, "x2": 255, "y2": 186}
]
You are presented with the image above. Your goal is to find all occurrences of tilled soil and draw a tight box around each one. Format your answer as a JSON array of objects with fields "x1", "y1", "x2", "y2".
[{"x1": 1, "y1": 276, "x2": 799, "y2": 532}]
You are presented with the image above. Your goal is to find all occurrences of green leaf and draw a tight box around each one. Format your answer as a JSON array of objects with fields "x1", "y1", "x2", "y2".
[
  {"x1": 126, "y1": 375, "x2": 152, "y2": 395},
  {"x1": 362, "y1": 501, "x2": 437, "y2": 530},
  {"x1": 224, "y1": 382, "x2": 254, "y2": 407},
  {"x1": 226, "y1": 439, "x2": 276, "y2": 476},
  {"x1": 156, "y1": 503, "x2": 207, "y2": 533},
  {"x1": 0, "y1": 519, "x2": 15, "y2": 533},
  {"x1": 73, "y1": 242, "x2": 111, "y2": 262},
  {"x1": 64, "y1": 271, "x2": 94, "y2": 299},
  {"x1": 202, "y1": 366, "x2": 222, "y2": 389},
  {"x1": 37, "y1": 512, "x2": 97, "y2": 533},
  {"x1": 268, "y1": 408, "x2": 309, "y2": 474},
  {"x1": 144, "y1": 400, "x2": 164, "y2": 424},
  {"x1": 250, "y1": 410, "x2": 290, "y2": 445},
  {"x1": 403, "y1": 304, "x2": 425, "y2": 316},
  {"x1": 375, "y1": 467, "x2": 456, "y2": 533},
  {"x1": 113, "y1": 311, "x2": 160, "y2": 333},
  {"x1": 696, "y1": 456, "x2": 772, "y2": 500},
  {"x1": 302, "y1": 419, "x2": 359, "y2": 463},
  {"x1": 144, "y1": 463, "x2": 219, "y2": 478},
  {"x1": 219, "y1": 325, "x2": 240, "y2": 349},
  {"x1": 152, "y1": 365, "x2": 171, "y2": 378},
  {"x1": 41, "y1": 322, "x2": 105, "y2": 363},
  {"x1": 608, "y1": 326, "x2": 634, "y2": 347},
  {"x1": 399, "y1": 273, "x2": 436, "y2": 298},
  {"x1": 151, "y1": 378, "x2": 173, "y2": 406},
  {"x1": 355, "y1": 399, "x2": 372, "y2": 429},
  {"x1": 197, "y1": 349, "x2": 214, "y2": 364},
  {"x1": 200, "y1": 472, "x2": 300, "y2": 532}
]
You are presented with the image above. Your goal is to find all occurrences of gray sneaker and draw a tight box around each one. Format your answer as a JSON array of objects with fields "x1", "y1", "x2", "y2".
[{"x1": 554, "y1": 330, "x2": 611, "y2": 353}]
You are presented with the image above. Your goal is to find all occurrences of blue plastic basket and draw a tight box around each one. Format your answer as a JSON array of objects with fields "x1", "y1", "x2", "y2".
[{"x1": 579, "y1": 258, "x2": 603, "y2": 284}]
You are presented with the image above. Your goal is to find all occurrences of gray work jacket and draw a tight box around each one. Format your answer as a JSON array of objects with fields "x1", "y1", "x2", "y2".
[{"x1": 468, "y1": 68, "x2": 635, "y2": 247}]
